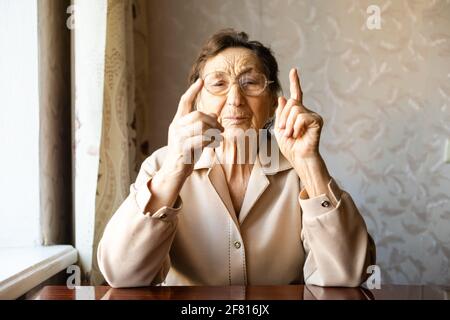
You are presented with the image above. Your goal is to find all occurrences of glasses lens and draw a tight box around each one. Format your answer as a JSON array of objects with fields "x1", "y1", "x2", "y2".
[
  {"x1": 239, "y1": 72, "x2": 266, "y2": 96},
  {"x1": 204, "y1": 72, "x2": 230, "y2": 95}
]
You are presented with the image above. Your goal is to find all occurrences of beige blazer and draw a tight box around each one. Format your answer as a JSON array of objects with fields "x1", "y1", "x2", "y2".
[{"x1": 97, "y1": 140, "x2": 376, "y2": 288}]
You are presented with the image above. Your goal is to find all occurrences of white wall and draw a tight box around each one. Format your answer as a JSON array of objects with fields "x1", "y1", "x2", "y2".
[{"x1": 0, "y1": 0, "x2": 40, "y2": 247}]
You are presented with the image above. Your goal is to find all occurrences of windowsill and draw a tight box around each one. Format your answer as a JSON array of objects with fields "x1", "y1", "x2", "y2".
[{"x1": 0, "y1": 245, "x2": 77, "y2": 300}]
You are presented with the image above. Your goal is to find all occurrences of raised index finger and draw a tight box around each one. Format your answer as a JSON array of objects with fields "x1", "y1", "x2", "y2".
[
  {"x1": 175, "y1": 78, "x2": 203, "y2": 118},
  {"x1": 289, "y1": 68, "x2": 303, "y2": 103}
]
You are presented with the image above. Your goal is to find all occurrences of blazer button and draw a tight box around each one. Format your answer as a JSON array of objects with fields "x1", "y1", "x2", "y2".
[
  {"x1": 234, "y1": 241, "x2": 241, "y2": 249},
  {"x1": 321, "y1": 200, "x2": 330, "y2": 208}
]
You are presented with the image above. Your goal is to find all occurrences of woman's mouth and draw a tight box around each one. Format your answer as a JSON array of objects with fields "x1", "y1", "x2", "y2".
[{"x1": 222, "y1": 116, "x2": 250, "y2": 125}]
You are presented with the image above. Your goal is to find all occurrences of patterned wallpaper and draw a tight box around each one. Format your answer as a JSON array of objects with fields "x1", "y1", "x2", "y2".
[{"x1": 133, "y1": 0, "x2": 450, "y2": 285}]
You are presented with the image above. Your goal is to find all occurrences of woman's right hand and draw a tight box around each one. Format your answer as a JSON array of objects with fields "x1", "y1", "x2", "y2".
[{"x1": 162, "y1": 78, "x2": 224, "y2": 180}]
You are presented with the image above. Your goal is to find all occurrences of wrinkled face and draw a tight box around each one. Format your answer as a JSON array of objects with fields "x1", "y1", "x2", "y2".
[{"x1": 197, "y1": 47, "x2": 276, "y2": 138}]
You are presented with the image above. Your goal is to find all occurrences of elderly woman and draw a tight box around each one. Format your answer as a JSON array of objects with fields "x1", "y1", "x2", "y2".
[{"x1": 98, "y1": 29, "x2": 376, "y2": 288}]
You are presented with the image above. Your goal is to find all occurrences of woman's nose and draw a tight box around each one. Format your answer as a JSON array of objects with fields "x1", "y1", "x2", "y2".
[{"x1": 225, "y1": 83, "x2": 243, "y2": 107}]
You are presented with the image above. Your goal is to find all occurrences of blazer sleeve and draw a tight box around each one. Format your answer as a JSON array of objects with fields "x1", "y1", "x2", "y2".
[
  {"x1": 299, "y1": 178, "x2": 376, "y2": 287},
  {"x1": 97, "y1": 148, "x2": 182, "y2": 288}
]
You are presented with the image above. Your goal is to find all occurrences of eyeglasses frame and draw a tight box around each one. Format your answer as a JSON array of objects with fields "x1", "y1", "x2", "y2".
[{"x1": 201, "y1": 70, "x2": 274, "y2": 97}]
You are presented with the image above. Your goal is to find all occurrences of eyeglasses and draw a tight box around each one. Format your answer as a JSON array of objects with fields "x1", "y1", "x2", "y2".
[{"x1": 203, "y1": 71, "x2": 274, "y2": 97}]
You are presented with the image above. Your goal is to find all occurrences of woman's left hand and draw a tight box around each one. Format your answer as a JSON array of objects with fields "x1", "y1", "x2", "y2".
[{"x1": 274, "y1": 68, "x2": 324, "y2": 165}]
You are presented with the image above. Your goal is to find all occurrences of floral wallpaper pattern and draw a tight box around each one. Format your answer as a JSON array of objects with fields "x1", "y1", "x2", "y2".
[{"x1": 134, "y1": 0, "x2": 450, "y2": 285}]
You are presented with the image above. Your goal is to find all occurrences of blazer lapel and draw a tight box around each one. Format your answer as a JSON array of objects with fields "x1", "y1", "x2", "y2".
[
  {"x1": 238, "y1": 156, "x2": 270, "y2": 224},
  {"x1": 239, "y1": 136, "x2": 293, "y2": 224},
  {"x1": 193, "y1": 137, "x2": 293, "y2": 227},
  {"x1": 207, "y1": 163, "x2": 239, "y2": 228},
  {"x1": 194, "y1": 147, "x2": 240, "y2": 228}
]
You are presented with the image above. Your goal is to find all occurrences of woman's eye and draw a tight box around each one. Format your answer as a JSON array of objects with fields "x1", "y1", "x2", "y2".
[
  {"x1": 242, "y1": 80, "x2": 257, "y2": 86},
  {"x1": 212, "y1": 81, "x2": 226, "y2": 87}
]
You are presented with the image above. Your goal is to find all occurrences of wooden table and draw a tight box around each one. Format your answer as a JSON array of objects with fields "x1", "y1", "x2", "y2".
[{"x1": 32, "y1": 285, "x2": 450, "y2": 300}]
